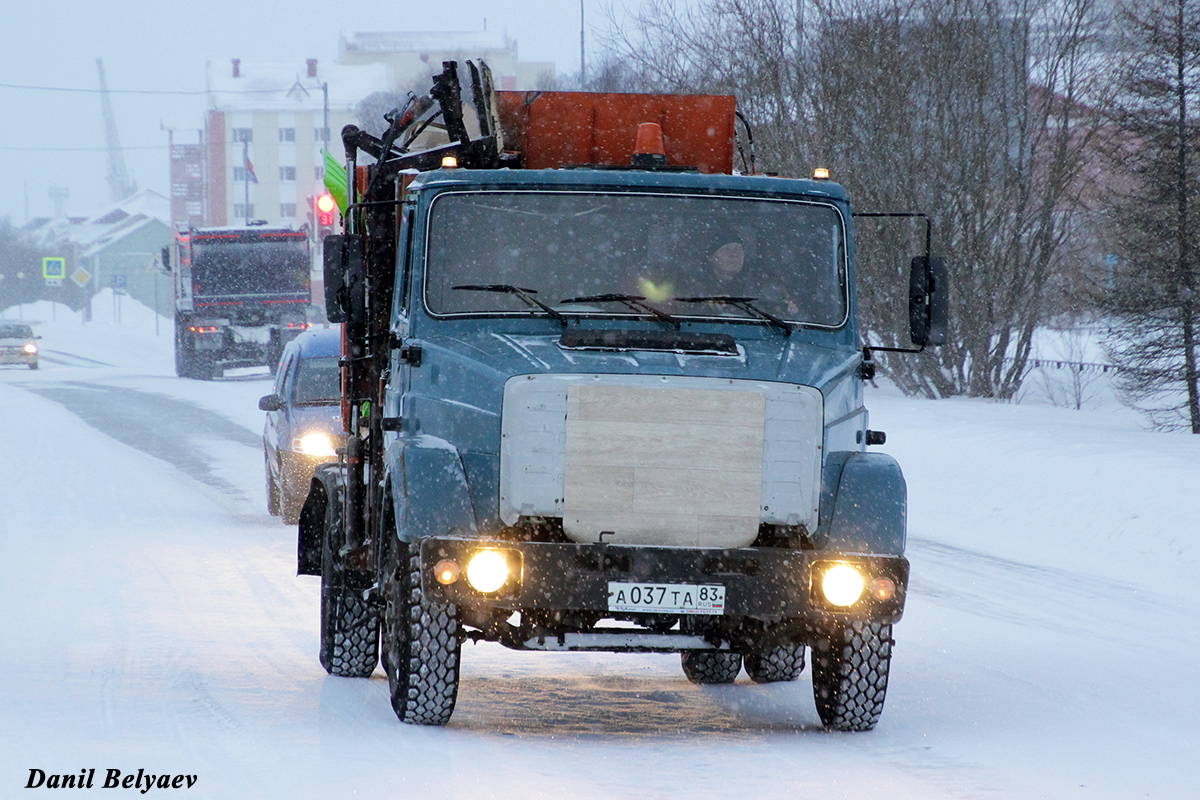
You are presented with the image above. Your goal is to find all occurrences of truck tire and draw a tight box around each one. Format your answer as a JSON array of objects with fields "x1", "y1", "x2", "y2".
[
  {"x1": 318, "y1": 500, "x2": 378, "y2": 678},
  {"x1": 744, "y1": 643, "x2": 806, "y2": 683},
  {"x1": 382, "y1": 543, "x2": 461, "y2": 725},
  {"x1": 811, "y1": 622, "x2": 892, "y2": 731},
  {"x1": 681, "y1": 651, "x2": 742, "y2": 684}
]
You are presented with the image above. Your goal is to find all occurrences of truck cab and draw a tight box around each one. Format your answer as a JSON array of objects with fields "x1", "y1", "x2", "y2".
[{"x1": 301, "y1": 61, "x2": 946, "y2": 731}]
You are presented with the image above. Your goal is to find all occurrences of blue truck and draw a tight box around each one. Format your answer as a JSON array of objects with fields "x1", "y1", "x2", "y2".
[{"x1": 300, "y1": 61, "x2": 947, "y2": 729}]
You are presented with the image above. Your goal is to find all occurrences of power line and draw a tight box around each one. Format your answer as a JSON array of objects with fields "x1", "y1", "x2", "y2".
[
  {"x1": 0, "y1": 81, "x2": 291, "y2": 96},
  {"x1": 0, "y1": 144, "x2": 169, "y2": 152}
]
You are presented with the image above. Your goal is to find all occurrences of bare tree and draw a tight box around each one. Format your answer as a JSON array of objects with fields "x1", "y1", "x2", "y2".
[
  {"x1": 602, "y1": 0, "x2": 1113, "y2": 399},
  {"x1": 1100, "y1": 0, "x2": 1200, "y2": 431}
]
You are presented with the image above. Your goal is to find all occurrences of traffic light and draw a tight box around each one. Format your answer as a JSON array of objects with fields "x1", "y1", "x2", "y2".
[{"x1": 314, "y1": 192, "x2": 337, "y2": 238}]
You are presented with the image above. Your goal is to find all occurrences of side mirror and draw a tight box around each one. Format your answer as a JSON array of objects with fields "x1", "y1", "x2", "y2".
[
  {"x1": 160, "y1": 246, "x2": 171, "y2": 272},
  {"x1": 908, "y1": 255, "x2": 948, "y2": 347},
  {"x1": 323, "y1": 233, "x2": 365, "y2": 325},
  {"x1": 258, "y1": 394, "x2": 283, "y2": 412}
]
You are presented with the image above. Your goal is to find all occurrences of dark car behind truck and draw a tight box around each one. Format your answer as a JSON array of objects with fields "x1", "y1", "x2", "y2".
[
  {"x1": 165, "y1": 225, "x2": 312, "y2": 380},
  {"x1": 299, "y1": 61, "x2": 947, "y2": 730}
]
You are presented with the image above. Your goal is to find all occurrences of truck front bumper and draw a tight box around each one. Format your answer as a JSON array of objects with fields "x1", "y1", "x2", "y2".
[{"x1": 420, "y1": 537, "x2": 908, "y2": 626}]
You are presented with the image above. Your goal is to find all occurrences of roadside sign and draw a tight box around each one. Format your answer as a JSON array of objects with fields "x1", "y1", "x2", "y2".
[
  {"x1": 42, "y1": 257, "x2": 66, "y2": 280},
  {"x1": 112, "y1": 274, "x2": 127, "y2": 289},
  {"x1": 70, "y1": 267, "x2": 91, "y2": 288}
]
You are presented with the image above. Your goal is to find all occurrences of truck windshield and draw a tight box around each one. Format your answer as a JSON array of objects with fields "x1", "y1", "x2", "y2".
[
  {"x1": 191, "y1": 240, "x2": 309, "y2": 297},
  {"x1": 292, "y1": 355, "x2": 340, "y2": 405},
  {"x1": 424, "y1": 191, "x2": 847, "y2": 328}
]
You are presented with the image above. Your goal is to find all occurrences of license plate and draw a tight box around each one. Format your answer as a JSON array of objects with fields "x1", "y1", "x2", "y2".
[{"x1": 607, "y1": 582, "x2": 726, "y2": 615}]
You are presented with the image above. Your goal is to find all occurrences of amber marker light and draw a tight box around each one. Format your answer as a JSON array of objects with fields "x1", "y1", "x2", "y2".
[
  {"x1": 821, "y1": 563, "x2": 866, "y2": 607},
  {"x1": 871, "y1": 577, "x2": 897, "y2": 601},
  {"x1": 434, "y1": 559, "x2": 461, "y2": 586},
  {"x1": 813, "y1": 167, "x2": 831, "y2": 180},
  {"x1": 441, "y1": 155, "x2": 459, "y2": 169}
]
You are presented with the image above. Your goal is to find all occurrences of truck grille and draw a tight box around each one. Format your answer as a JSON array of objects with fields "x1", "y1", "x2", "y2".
[{"x1": 500, "y1": 375, "x2": 823, "y2": 548}]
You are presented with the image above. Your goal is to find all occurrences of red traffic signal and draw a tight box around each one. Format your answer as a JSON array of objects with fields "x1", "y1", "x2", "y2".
[{"x1": 315, "y1": 193, "x2": 337, "y2": 226}]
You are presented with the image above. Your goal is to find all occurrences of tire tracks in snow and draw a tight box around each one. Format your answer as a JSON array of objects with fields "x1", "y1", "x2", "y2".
[
  {"x1": 19, "y1": 381, "x2": 260, "y2": 497},
  {"x1": 907, "y1": 536, "x2": 1192, "y2": 643}
]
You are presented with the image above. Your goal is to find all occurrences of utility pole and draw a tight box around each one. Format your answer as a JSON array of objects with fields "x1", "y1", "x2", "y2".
[{"x1": 242, "y1": 140, "x2": 252, "y2": 224}]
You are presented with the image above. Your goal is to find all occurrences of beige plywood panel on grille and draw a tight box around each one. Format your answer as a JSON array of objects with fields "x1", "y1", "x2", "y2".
[{"x1": 564, "y1": 384, "x2": 765, "y2": 547}]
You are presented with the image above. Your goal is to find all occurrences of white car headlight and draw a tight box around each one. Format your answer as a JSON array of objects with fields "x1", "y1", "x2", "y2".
[
  {"x1": 294, "y1": 432, "x2": 336, "y2": 457},
  {"x1": 23, "y1": 343, "x2": 37, "y2": 355}
]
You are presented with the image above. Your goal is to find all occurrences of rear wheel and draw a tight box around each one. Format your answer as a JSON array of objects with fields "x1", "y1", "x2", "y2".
[
  {"x1": 744, "y1": 643, "x2": 806, "y2": 683},
  {"x1": 317, "y1": 492, "x2": 378, "y2": 678},
  {"x1": 811, "y1": 622, "x2": 893, "y2": 731},
  {"x1": 681, "y1": 650, "x2": 742, "y2": 684},
  {"x1": 382, "y1": 540, "x2": 460, "y2": 725},
  {"x1": 28, "y1": 360, "x2": 37, "y2": 370}
]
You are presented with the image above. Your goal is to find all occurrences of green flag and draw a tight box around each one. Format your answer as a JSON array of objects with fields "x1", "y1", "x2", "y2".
[{"x1": 323, "y1": 149, "x2": 348, "y2": 215}]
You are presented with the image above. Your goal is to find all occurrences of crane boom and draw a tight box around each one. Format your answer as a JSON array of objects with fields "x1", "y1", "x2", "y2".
[{"x1": 96, "y1": 58, "x2": 137, "y2": 202}]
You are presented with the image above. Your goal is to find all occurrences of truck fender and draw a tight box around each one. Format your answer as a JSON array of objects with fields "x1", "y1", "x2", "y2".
[
  {"x1": 386, "y1": 434, "x2": 479, "y2": 545},
  {"x1": 297, "y1": 462, "x2": 347, "y2": 576},
  {"x1": 816, "y1": 451, "x2": 907, "y2": 556}
]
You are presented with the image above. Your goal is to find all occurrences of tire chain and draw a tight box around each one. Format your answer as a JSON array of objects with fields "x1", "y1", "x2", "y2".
[
  {"x1": 680, "y1": 650, "x2": 742, "y2": 684},
  {"x1": 744, "y1": 642, "x2": 806, "y2": 683},
  {"x1": 811, "y1": 621, "x2": 893, "y2": 731},
  {"x1": 395, "y1": 551, "x2": 460, "y2": 725}
]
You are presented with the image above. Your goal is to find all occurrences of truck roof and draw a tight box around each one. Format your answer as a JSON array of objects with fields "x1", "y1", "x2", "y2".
[
  {"x1": 186, "y1": 225, "x2": 307, "y2": 240},
  {"x1": 407, "y1": 166, "x2": 850, "y2": 202}
]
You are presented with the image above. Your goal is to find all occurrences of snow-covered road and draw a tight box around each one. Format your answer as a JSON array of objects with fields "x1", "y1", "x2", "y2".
[{"x1": 1, "y1": 298, "x2": 1196, "y2": 798}]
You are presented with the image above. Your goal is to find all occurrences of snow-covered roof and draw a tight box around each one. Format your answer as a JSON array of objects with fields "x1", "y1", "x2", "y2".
[
  {"x1": 78, "y1": 215, "x2": 168, "y2": 259},
  {"x1": 207, "y1": 60, "x2": 390, "y2": 113},
  {"x1": 17, "y1": 190, "x2": 170, "y2": 253},
  {"x1": 81, "y1": 189, "x2": 170, "y2": 228}
]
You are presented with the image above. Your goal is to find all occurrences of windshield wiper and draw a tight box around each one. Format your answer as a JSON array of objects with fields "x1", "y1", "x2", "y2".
[
  {"x1": 675, "y1": 296, "x2": 793, "y2": 336},
  {"x1": 558, "y1": 293, "x2": 680, "y2": 330},
  {"x1": 452, "y1": 284, "x2": 568, "y2": 326}
]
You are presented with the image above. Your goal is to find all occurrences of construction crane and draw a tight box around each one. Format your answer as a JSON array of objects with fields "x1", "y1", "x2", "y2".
[{"x1": 96, "y1": 58, "x2": 137, "y2": 202}]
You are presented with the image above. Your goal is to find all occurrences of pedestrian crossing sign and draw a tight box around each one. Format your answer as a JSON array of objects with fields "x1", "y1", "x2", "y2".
[{"x1": 42, "y1": 257, "x2": 66, "y2": 280}]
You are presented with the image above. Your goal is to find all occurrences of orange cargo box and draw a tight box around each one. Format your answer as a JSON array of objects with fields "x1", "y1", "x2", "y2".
[{"x1": 495, "y1": 91, "x2": 737, "y2": 175}]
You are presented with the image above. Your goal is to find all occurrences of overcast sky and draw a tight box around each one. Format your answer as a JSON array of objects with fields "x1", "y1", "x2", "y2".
[{"x1": 0, "y1": 0, "x2": 633, "y2": 224}]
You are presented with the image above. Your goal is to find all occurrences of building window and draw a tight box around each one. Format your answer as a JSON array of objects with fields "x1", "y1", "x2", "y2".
[
  {"x1": 232, "y1": 128, "x2": 253, "y2": 143},
  {"x1": 279, "y1": 127, "x2": 296, "y2": 142},
  {"x1": 233, "y1": 166, "x2": 255, "y2": 182},
  {"x1": 315, "y1": 166, "x2": 324, "y2": 180},
  {"x1": 315, "y1": 127, "x2": 329, "y2": 142},
  {"x1": 279, "y1": 166, "x2": 296, "y2": 181},
  {"x1": 186, "y1": 201, "x2": 203, "y2": 217},
  {"x1": 233, "y1": 203, "x2": 255, "y2": 218},
  {"x1": 280, "y1": 203, "x2": 297, "y2": 218}
]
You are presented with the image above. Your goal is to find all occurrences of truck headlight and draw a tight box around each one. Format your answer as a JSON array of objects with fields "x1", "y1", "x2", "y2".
[
  {"x1": 465, "y1": 549, "x2": 510, "y2": 593},
  {"x1": 23, "y1": 343, "x2": 37, "y2": 355},
  {"x1": 820, "y1": 563, "x2": 866, "y2": 607},
  {"x1": 295, "y1": 432, "x2": 336, "y2": 457}
]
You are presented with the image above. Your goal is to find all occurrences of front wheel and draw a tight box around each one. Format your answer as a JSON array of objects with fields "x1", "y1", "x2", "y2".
[
  {"x1": 382, "y1": 543, "x2": 461, "y2": 725},
  {"x1": 265, "y1": 454, "x2": 280, "y2": 516},
  {"x1": 680, "y1": 650, "x2": 742, "y2": 684},
  {"x1": 811, "y1": 622, "x2": 893, "y2": 731}
]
